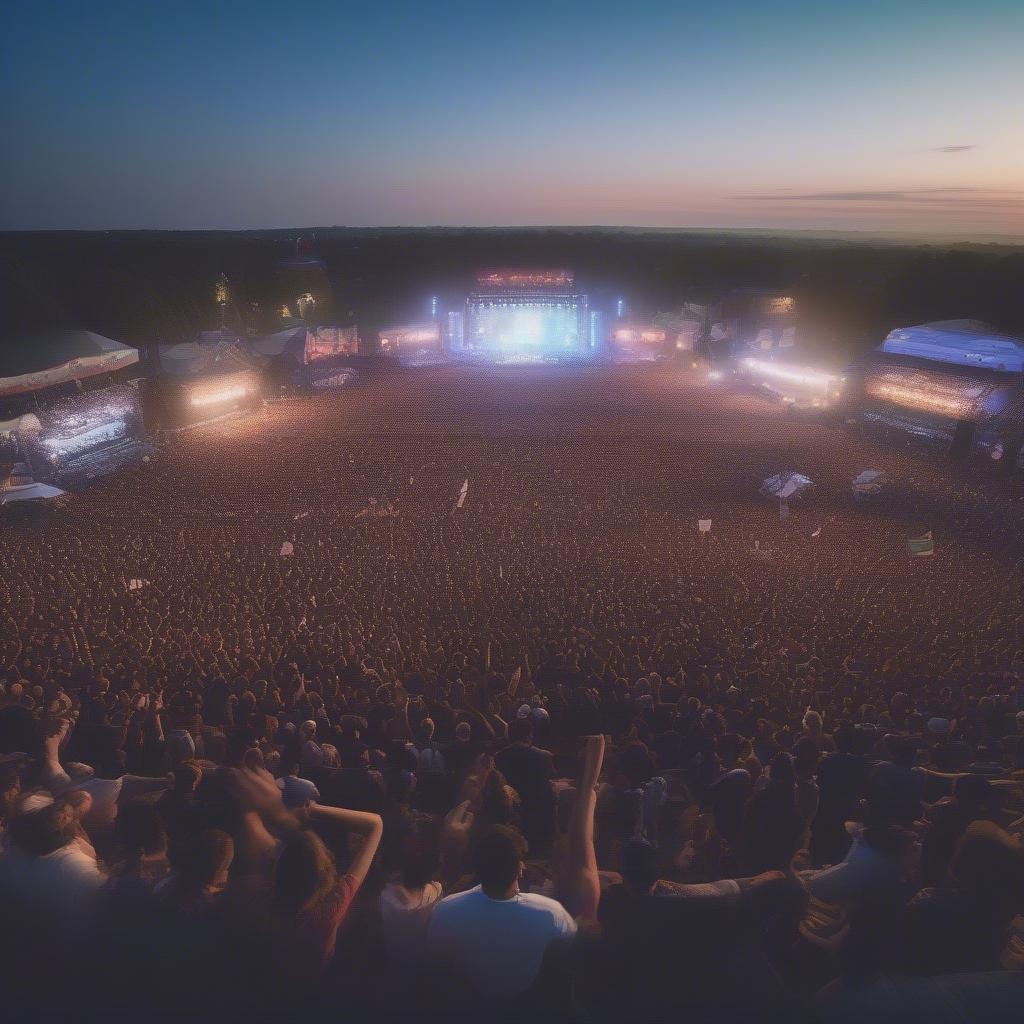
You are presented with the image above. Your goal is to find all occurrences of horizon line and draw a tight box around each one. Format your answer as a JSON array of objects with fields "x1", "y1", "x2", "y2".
[{"x1": 2, "y1": 224, "x2": 1023, "y2": 245}]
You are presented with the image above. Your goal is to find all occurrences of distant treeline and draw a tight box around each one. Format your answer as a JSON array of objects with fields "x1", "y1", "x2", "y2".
[{"x1": 1, "y1": 228, "x2": 1023, "y2": 365}]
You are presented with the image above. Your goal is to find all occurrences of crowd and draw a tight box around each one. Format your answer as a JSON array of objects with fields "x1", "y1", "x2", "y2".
[{"x1": 2, "y1": 365, "x2": 1024, "y2": 1022}]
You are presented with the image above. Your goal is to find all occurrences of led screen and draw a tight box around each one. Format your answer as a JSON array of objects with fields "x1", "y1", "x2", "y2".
[{"x1": 466, "y1": 301, "x2": 584, "y2": 357}]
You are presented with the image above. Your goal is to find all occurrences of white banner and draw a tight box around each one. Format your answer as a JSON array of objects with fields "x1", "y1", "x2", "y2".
[
  {"x1": 280, "y1": 541, "x2": 294, "y2": 557},
  {"x1": 455, "y1": 479, "x2": 469, "y2": 510},
  {"x1": 698, "y1": 519, "x2": 712, "y2": 533}
]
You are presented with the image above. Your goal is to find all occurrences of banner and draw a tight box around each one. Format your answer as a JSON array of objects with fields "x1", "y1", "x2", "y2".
[
  {"x1": 698, "y1": 519, "x2": 712, "y2": 533},
  {"x1": 908, "y1": 532, "x2": 934, "y2": 557},
  {"x1": 455, "y1": 479, "x2": 469, "y2": 510},
  {"x1": 280, "y1": 541, "x2": 294, "y2": 557}
]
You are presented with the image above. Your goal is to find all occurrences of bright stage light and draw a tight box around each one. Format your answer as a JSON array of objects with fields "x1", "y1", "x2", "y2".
[
  {"x1": 467, "y1": 301, "x2": 581, "y2": 354},
  {"x1": 189, "y1": 384, "x2": 250, "y2": 408},
  {"x1": 42, "y1": 419, "x2": 127, "y2": 456},
  {"x1": 865, "y1": 377, "x2": 977, "y2": 418},
  {"x1": 742, "y1": 358, "x2": 838, "y2": 391}
]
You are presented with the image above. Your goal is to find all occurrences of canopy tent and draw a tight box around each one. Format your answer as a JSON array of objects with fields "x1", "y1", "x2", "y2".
[
  {"x1": 1, "y1": 464, "x2": 65, "y2": 504},
  {"x1": 0, "y1": 331, "x2": 139, "y2": 398},
  {"x1": 156, "y1": 331, "x2": 256, "y2": 378},
  {"x1": 249, "y1": 326, "x2": 307, "y2": 360},
  {"x1": 761, "y1": 472, "x2": 814, "y2": 499},
  {"x1": 881, "y1": 321, "x2": 1024, "y2": 373},
  {"x1": 852, "y1": 469, "x2": 888, "y2": 499}
]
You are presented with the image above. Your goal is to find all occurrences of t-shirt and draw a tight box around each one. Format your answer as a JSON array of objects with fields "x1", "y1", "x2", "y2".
[
  {"x1": 0, "y1": 840, "x2": 104, "y2": 924},
  {"x1": 800, "y1": 833, "x2": 901, "y2": 907},
  {"x1": 379, "y1": 880, "x2": 444, "y2": 965},
  {"x1": 427, "y1": 885, "x2": 577, "y2": 998}
]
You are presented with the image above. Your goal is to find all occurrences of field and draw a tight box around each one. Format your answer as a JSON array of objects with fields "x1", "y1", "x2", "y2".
[{"x1": 5, "y1": 364, "x2": 1023, "y2": 693}]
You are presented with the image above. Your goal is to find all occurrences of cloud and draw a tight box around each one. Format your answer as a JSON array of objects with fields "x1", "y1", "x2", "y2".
[
  {"x1": 737, "y1": 188, "x2": 1022, "y2": 206},
  {"x1": 931, "y1": 144, "x2": 977, "y2": 153},
  {"x1": 770, "y1": 191, "x2": 904, "y2": 201}
]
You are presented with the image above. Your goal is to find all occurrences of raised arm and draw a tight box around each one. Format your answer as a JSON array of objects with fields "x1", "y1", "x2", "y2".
[
  {"x1": 308, "y1": 803, "x2": 384, "y2": 889},
  {"x1": 561, "y1": 734, "x2": 605, "y2": 921}
]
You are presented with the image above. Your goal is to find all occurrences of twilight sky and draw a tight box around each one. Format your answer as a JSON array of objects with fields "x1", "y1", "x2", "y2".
[{"x1": 2, "y1": 0, "x2": 1022, "y2": 236}]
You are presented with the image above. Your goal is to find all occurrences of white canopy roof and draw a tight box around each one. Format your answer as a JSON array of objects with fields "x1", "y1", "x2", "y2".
[
  {"x1": 881, "y1": 321, "x2": 1024, "y2": 373},
  {"x1": 1, "y1": 480, "x2": 65, "y2": 504},
  {"x1": 761, "y1": 472, "x2": 814, "y2": 499}
]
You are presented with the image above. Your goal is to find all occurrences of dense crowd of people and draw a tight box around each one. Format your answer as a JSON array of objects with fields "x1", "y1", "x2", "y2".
[{"x1": 2, "y1": 365, "x2": 1024, "y2": 1022}]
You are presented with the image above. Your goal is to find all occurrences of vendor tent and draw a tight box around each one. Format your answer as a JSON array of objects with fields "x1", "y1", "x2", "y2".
[
  {"x1": 0, "y1": 331, "x2": 139, "y2": 399},
  {"x1": 761, "y1": 472, "x2": 814, "y2": 500},
  {"x1": 1, "y1": 463, "x2": 65, "y2": 504},
  {"x1": 852, "y1": 469, "x2": 888, "y2": 499}
]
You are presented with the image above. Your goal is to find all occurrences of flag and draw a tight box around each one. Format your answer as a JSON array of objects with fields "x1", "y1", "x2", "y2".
[
  {"x1": 280, "y1": 541, "x2": 294, "y2": 557},
  {"x1": 811, "y1": 526, "x2": 822, "y2": 538},
  {"x1": 698, "y1": 519, "x2": 712, "y2": 533},
  {"x1": 908, "y1": 532, "x2": 934, "y2": 557},
  {"x1": 126, "y1": 579, "x2": 149, "y2": 592},
  {"x1": 293, "y1": 510, "x2": 310, "y2": 521},
  {"x1": 455, "y1": 478, "x2": 469, "y2": 510}
]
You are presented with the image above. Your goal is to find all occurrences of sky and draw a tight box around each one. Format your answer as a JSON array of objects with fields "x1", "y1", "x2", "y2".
[{"x1": 1, "y1": 0, "x2": 1022, "y2": 236}]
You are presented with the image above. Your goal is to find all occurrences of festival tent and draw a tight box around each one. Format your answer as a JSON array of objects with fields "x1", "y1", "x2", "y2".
[
  {"x1": 761, "y1": 472, "x2": 814, "y2": 499},
  {"x1": 881, "y1": 321, "x2": 1024, "y2": 373},
  {"x1": 156, "y1": 331, "x2": 255, "y2": 377},
  {"x1": 1, "y1": 464, "x2": 65, "y2": 504},
  {"x1": 852, "y1": 469, "x2": 888, "y2": 499},
  {"x1": 145, "y1": 331, "x2": 264, "y2": 429},
  {"x1": 249, "y1": 326, "x2": 308, "y2": 361},
  {"x1": 0, "y1": 331, "x2": 139, "y2": 399}
]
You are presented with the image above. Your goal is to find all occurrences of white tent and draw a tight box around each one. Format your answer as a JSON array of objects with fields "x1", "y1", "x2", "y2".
[
  {"x1": 852, "y1": 469, "x2": 888, "y2": 499},
  {"x1": 1, "y1": 466, "x2": 65, "y2": 504},
  {"x1": 0, "y1": 331, "x2": 138, "y2": 399},
  {"x1": 881, "y1": 321, "x2": 1024, "y2": 373},
  {"x1": 761, "y1": 472, "x2": 814, "y2": 500}
]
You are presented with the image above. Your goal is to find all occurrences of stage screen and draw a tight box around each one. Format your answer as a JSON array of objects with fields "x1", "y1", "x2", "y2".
[{"x1": 465, "y1": 300, "x2": 586, "y2": 358}]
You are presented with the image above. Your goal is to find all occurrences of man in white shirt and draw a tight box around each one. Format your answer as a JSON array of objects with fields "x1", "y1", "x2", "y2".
[
  {"x1": 0, "y1": 797, "x2": 104, "y2": 926},
  {"x1": 426, "y1": 825, "x2": 577, "y2": 1000}
]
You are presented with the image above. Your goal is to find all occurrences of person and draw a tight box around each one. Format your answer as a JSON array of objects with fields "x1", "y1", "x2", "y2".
[
  {"x1": 495, "y1": 717, "x2": 556, "y2": 854},
  {"x1": 898, "y1": 822, "x2": 1024, "y2": 974},
  {"x1": 918, "y1": 773, "x2": 994, "y2": 888},
  {"x1": 595, "y1": 838, "x2": 789, "y2": 1020},
  {"x1": 155, "y1": 827, "x2": 234, "y2": 916},
  {"x1": 741, "y1": 752, "x2": 804, "y2": 874},
  {"x1": 0, "y1": 795, "x2": 104, "y2": 926},
  {"x1": 868, "y1": 734, "x2": 928, "y2": 827},
  {"x1": 811, "y1": 723, "x2": 867, "y2": 866},
  {"x1": 379, "y1": 826, "x2": 444, "y2": 967},
  {"x1": 426, "y1": 825, "x2": 577, "y2": 1001}
]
